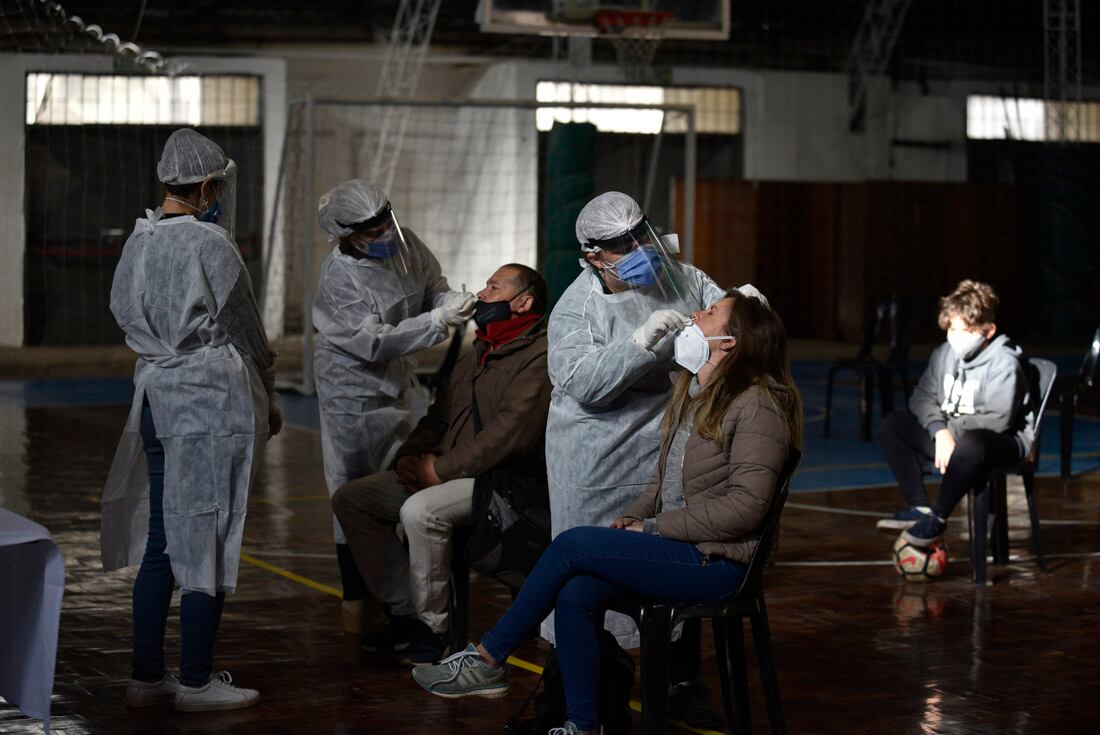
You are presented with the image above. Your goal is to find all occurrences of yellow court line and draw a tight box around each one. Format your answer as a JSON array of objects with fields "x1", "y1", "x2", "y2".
[
  {"x1": 238, "y1": 552, "x2": 724, "y2": 735},
  {"x1": 239, "y1": 552, "x2": 343, "y2": 598}
]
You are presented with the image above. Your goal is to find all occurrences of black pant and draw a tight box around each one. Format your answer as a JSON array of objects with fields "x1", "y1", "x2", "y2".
[{"x1": 879, "y1": 411, "x2": 1023, "y2": 519}]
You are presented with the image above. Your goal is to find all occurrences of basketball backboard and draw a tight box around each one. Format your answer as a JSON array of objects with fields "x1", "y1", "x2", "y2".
[{"x1": 477, "y1": 1, "x2": 730, "y2": 41}]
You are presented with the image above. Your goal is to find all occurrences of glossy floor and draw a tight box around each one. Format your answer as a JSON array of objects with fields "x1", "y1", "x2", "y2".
[{"x1": 2, "y1": 399, "x2": 1099, "y2": 734}]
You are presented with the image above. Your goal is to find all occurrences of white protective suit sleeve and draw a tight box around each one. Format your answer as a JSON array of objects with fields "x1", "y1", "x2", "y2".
[
  {"x1": 548, "y1": 293, "x2": 660, "y2": 408},
  {"x1": 314, "y1": 256, "x2": 450, "y2": 365},
  {"x1": 199, "y1": 229, "x2": 273, "y2": 371}
]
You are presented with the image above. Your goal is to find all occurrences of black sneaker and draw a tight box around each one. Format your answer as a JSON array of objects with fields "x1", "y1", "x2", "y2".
[
  {"x1": 360, "y1": 614, "x2": 417, "y2": 656},
  {"x1": 667, "y1": 679, "x2": 724, "y2": 730},
  {"x1": 876, "y1": 505, "x2": 932, "y2": 531},
  {"x1": 902, "y1": 512, "x2": 948, "y2": 546},
  {"x1": 400, "y1": 619, "x2": 449, "y2": 665}
]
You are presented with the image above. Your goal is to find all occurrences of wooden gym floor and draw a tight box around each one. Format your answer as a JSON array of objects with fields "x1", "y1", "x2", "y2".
[{"x1": 1, "y1": 382, "x2": 1099, "y2": 734}]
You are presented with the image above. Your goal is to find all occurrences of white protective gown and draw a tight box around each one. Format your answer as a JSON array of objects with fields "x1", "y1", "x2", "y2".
[
  {"x1": 101, "y1": 209, "x2": 272, "y2": 596},
  {"x1": 542, "y1": 263, "x2": 724, "y2": 647},
  {"x1": 312, "y1": 229, "x2": 454, "y2": 542}
]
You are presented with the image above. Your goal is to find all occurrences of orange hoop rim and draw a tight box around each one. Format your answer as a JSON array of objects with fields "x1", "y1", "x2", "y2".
[{"x1": 594, "y1": 9, "x2": 674, "y2": 35}]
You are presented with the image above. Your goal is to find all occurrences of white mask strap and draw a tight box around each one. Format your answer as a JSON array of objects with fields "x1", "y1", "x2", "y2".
[{"x1": 165, "y1": 195, "x2": 201, "y2": 213}]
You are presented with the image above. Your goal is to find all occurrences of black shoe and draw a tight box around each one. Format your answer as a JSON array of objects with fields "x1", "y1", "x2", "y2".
[
  {"x1": 399, "y1": 619, "x2": 449, "y2": 665},
  {"x1": 668, "y1": 679, "x2": 725, "y2": 730},
  {"x1": 360, "y1": 614, "x2": 417, "y2": 656}
]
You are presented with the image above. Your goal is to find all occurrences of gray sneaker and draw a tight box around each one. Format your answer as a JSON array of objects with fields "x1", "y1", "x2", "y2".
[
  {"x1": 174, "y1": 671, "x2": 259, "y2": 712},
  {"x1": 125, "y1": 671, "x2": 180, "y2": 707},
  {"x1": 411, "y1": 643, "x2": 508, "y2": 699},
  {"x1": 549, "y1": 723, "x2": 603, "y2": 735}
]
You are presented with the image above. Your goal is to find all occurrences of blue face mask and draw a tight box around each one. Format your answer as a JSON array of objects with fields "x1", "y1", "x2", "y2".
[
  {"x1": 605, "y1": 246, "x2": 662, "y2": 287},
  {"x1": 198, "y1": 200, "x2": 221, "y2": 224},
  {"x1": 353, "y1": 233, "x2": 401, "y2": 259}
]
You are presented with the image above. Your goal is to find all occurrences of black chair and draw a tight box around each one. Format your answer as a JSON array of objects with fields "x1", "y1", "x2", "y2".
[
  {"x1": 447, "y1": 527, "x2": 473, "y2": 654},
  {"x1": 604, "y1": 449, "x2": 802, "y2": 735},
  {"x1": 1058, "y1": 327, "x2": 1100, "y2": 493},
  {"x1": 875, "y1": 297, "x2": 913, "y2": 416},
  {"x1": 967, "y1": 358, "x2": 1056, "y2": 585},
  {"x1": 824, "y1": 297, "x2": 912, "y2": 441}
]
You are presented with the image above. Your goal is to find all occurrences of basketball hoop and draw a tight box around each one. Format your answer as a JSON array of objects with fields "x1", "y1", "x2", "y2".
[{"x1": 595, "y1": 9, "x2": 673, "y2": 81}]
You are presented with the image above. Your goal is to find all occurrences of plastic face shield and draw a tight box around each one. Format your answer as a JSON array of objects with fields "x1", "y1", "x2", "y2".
[
  {"x1": 589, "y1": 218, "x2": 700, "y2": 307},
  {"x1": 203, "y1": 159, "x2": 237, "y2": 240},
  {"x1": 340, "y1": 203, "x2": 411, "y2": 275}
]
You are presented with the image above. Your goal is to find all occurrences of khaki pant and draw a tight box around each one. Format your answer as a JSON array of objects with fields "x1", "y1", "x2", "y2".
[{"x1": 332, "y1": 471, "x2": 475, "y2": 634}]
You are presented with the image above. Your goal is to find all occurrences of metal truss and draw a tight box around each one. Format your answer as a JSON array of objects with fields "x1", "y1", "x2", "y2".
[
  {"x1": 846, "y1": 0, "x2": 912, "y2": 132},
  {"x1": 1044, "y1": 0, "x2": 1082, "y2": 143},
  {"x1": 366, "y1": 0, "x2": 443, "y2": 192}
]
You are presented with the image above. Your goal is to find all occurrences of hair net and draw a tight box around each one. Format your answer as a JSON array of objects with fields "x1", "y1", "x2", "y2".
[
  {"x1": 317, "y1": 179, "x2": 389, "y2": 239},
  {"x1": 575, "y1": 191, "x2": 644, "y2": 252},
  {"x1": 156, "y1": 128, "x2": 229, "y2": 185}
]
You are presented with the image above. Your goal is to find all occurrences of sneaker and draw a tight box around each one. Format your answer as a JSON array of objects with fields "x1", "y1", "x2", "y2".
[
  {"x1": 361, "y1": 614, "x2": 417, "y2": 656},
  {"x1": 411, "y1": 643, "x2": 508, "y2": 699},
  {"x1": 125, "y1": 671, "x2": 180, "y2": 707},
  {"x1": 400, "y1": 619, "x2": 449, "y2": 665},
  {"x1": 667, "y1": 679, "x2": 724, "y2": 730},
  {"x1": 174, "y1": 671, "x2": 259, "y2": 712},
  {"x1": 902, "y1": 512, "x2": 948, "y2": 546},
  {"x1": 549, "y1": 723, "x2": 603, "y2": 735},
  {"x1": 876, "y1": 506, "x2": 932, "y2": 531}
]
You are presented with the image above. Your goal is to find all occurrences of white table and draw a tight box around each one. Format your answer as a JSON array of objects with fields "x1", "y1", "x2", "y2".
[{"x1": 0, "y1": 508, "x2": 64, "y2": 734}]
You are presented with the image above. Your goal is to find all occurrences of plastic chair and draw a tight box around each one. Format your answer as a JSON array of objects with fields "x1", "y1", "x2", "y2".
[
  {"x1": 1058, "y1": 327, "x2": 1100, "y2": 493},
  {"x1": 824, "y1": 297, "x2": 912, "y2": 441},
  {"x1": 447, "y1": 526, "x2": 473, "y2": 654},
  {"x1": 875, "y1": 297, "x2": 913, "y2": 416},
  {"x1": 604, "y1": 449, "x2": 802, "y2": 735},
  {"x1": 967, "y1": 358, "x2": 1057, "y2": 585}
]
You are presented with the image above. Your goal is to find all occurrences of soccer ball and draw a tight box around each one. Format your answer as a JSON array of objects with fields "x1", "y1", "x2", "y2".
[{"x1": 892, "y1": 535, "x2": 948, "y2": 582}]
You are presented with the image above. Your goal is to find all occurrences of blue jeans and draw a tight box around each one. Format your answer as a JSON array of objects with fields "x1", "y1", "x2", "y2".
[
  {"x1": 481, "y1": 527, "x2": 748, "y2": 731},
  {"x1": 132, "y1": 402, "x2": 225, "y2": 687}
]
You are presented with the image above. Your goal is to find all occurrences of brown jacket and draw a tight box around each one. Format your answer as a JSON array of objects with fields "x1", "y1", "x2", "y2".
[
  {"x1": 621, "y1": 380, "x2": 794, "y2": 564},
  {"x1": 396, "y1": 318, "x2": 550, "y2": 482}
]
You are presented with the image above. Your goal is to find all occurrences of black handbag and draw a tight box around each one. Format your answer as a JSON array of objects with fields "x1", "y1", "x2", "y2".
[
  {"x1": 506, "y1": 630, "x2": 635, "y2": 735},
  {"x1": 464, "y1": 381, "x2": 551, "y2": 593}
]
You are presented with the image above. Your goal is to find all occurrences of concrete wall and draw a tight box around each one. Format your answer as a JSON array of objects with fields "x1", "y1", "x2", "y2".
[{"x1": 5, "y1": 40, "x2": 1082, "y2": 345}]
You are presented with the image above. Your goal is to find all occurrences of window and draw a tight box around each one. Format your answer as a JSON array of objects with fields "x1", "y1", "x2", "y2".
[
  {"x1": 26, "y1": 74, "x2": 260, "y2": 126},
  {"x1": 536, "y1": 81, "x2": 740, "y2": 135},
  {"x1": 966, "y1": 95, "x2": 1100, "y2": 142}
]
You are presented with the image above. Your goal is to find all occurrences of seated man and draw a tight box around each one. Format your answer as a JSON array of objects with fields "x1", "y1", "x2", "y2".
[
  {"x1": 876, "y1": 279, "x2": 1036, "y2": 547},
  {"x1": 332, "y1": 263, "x2": 551, "y2": 663}
]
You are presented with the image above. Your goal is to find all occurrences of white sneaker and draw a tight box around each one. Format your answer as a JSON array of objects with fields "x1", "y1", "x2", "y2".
[
  {"x1": 125, "y1": 671, "x2": 180, "y2": 707},
  {"x1": 174, "y1": 671, "x2": 260, "y2": 712}
]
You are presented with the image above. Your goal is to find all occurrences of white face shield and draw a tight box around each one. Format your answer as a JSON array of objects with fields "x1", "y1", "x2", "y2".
[
  {"x1": 584, "y1": 217, "x2": 702, "y2": 320},
  {"x1": 337, "y1": 202, "x2": 411, "y2": 275},
  {"x1": 198, "y1": 158, "x2": 237, "y2": 239}
]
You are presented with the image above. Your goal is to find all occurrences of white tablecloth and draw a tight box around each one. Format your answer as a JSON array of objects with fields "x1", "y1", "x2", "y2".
[{"x1": 0, "y1": 508, "x2": 64, "y2": 733}]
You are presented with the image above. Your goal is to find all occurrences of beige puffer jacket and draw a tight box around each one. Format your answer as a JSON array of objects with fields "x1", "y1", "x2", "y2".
[{"x1": 621, "y1": 379, "x2": 794, "y2": 564}]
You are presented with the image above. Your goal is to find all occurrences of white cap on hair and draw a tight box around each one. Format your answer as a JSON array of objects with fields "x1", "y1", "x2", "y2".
[
  {"x1": 317, "y1": 179, "x2": 389, "y2": 239},
  {"x1": 157, "y1": 128, "x2": 229, "y2": 185},
  {"x1": 575, "y1": 191, "x2": 644, "y2": 253}
]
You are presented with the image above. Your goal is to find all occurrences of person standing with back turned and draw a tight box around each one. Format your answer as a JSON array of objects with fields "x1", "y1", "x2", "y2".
[{"x1": 102, "y1": 128, "x2": 280, "y2": 712}]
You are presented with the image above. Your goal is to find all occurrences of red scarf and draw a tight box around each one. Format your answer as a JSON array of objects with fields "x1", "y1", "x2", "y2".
[{"x1": 475, "y1": 313, "x2": 542, "y2": 364}]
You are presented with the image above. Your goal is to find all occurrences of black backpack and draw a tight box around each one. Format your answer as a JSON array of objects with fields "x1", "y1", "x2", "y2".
[
  {"x1": 465, "y1": 468, "x2": 552, "y2": 592},
  {"x1": 507, "y1": 630, "x2": 635, "y2": 735},
  {"x1": 464, "y1": 383, "x2": 551, "y2": 592}
]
